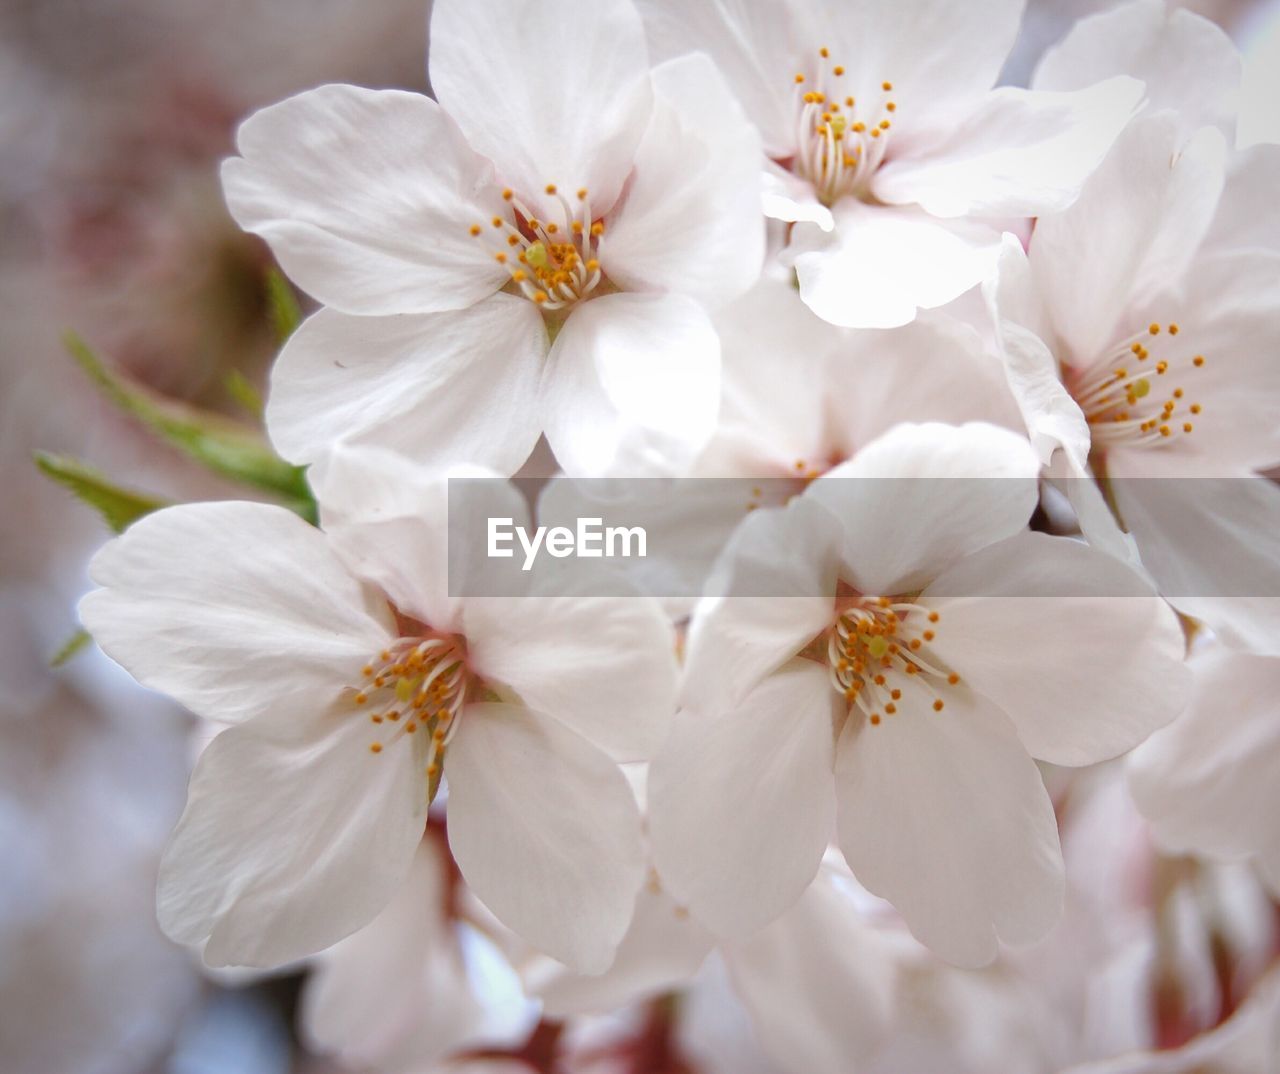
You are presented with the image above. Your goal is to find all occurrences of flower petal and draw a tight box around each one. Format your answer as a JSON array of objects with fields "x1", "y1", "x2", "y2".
[
  {"x1": 265, "y1": 297, "x2": 546, "y2": 472},
  {"x1": 445, "y1": 702, "x2": 644, "y2": 973},
  {"x1": 806, "y1": 422, "x2": 1040, "y2": 596},
  {"x1": 541, "y1": 292, "x2": 720, "y2": 476},
  {"x1": 602, "y1": 53, "x2": 764, "y2": 308},
  {"x1": 1028, "y1": 115, "x2": 1226, "y2": 363},
  {"x1": 874, "y1": 78, "x2": 1144, "y2": 218},
  {"x1": 649, "y1": 661, "x2": 838, "y2": 937},
  {"x1": 1032, "y1": 0, "x2": 1240, "y2": 141},
  {"x1": 835, "y1": 679, "x2": 1065, "y2": 967},
  {"x1": 1129, "y1": 645, "x2": 1280, "y2": 894},
  {"x1": 462, "y1": 593, "x2": 677, "y2": 762},
  {"x1": 222, "y1": 85, "x2": 506, "y2": 315},
  {"x1": 722, "y1": 871, "x2": 896, "y2": 1074},
  {"x1": 923, "y1": 531, "x2": 1189, "y2": 766},
  {"x1": 788, "y1": 201, "x2": 1002, "y2": 329},
  {"x1": 80, "y1": 502, "x2": 392, "y2": 726},
  {"x1": 157, "y1": 705, "x2": 427, "y2": 968},
  {"x1": 429, "y1": 0, "x2": 652, "y2": 217}
]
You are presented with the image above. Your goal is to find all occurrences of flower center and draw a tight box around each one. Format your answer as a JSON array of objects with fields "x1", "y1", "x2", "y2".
[
  {"x1": 826, "y1": 595, "x2": 959, "y2": 726},
  {"x1": 1070, "y1": 321, "x2": 1206, "y2": 449},
  {"x1": 351, "y1": 633, "x2": 470, "y2": 788},
  {"x1": 789, "y1": 49, "x2": 897, "y2": 206},
  {"x1": 469, "y1": 184, "x2": 606, "y2": 310}
]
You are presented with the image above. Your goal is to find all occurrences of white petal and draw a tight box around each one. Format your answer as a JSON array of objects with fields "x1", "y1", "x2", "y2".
[
  {"x1": 1028, "y1": 116, "x2": 1226, "y2": 362},
  {"x1": 1108, "y1": 461, "x2": 1280, "y2": 657},
  {"x1": 722, "y1": 872, "x2": 896, "y2": 1074},
  {"x1": 223, "y1": 85, "x2": 506, "y2": 315},
  {"x1": 1205, "y1": 144, "x2": 1280, "y2": 257},
  {"x1": 429, "y1": 0, "x2": 652, "y2": 217},
  {"x1": 635, "y1": 0, "x2": 816, "y2": 156},
  {"x1": 541, "y1": 293, "x2": 720, "y2": 477},
  {"x1": 835, "y1": 679, "x2": 1065, "y2": 967},
  {"x1": 649, "y1": 662, "x2": 838, "y2": 937},
  {"x1": 789, "y1": 201, "x2": 1002, "y2": 329},
  {"x1": 462, "y1": 594, "x2": 677, "y2": 761},
  {"x1": 1032, "y1": 0, "x2": 1241, "y2": 141},
  {"x1": 445, "y1": 703, "x2": 644, "y2": 973},
  {"x1": 924, "y1": 531, "x2": 1189, "y2": 766},
  {"x1": 601, "y1": 53, "x2": 764, "y2": 308},
  {"x1": 761, "y1": 163, "x2": 835, "y2": 229},
  {"x1": 266, "y1": 297, "x2": 546, "y2": 472},
  {"x1": 301, "y1": 838, "x2": 487, "y2": 1070},
  {"x1": 681, "y1": 494, "x2": 842, "y2": 714},
  {"x1": 1129, "y1": 646, "x2": 1280, "y2": 891},
  {"x1": 528, "y1": 880, "x2": 715, "y2": 1017},
  {"x1": 80, "y1": 502, "x2": 392, "y2": 726},
  {"x1": 806, "y1": 422, "x2": 1040, "y2": 596},
  {"x1": 157, "y1": 704, "x2": 427, "y2": 968},
  {"x1": 983, "y1": 234, "x2": 1091, "y2": 470},
  {"x1": 875, "y1": 78, "x2": 1144, "y2": 218}
]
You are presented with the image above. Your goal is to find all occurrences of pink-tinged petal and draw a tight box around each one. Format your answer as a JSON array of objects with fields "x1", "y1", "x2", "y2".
[
  {"x1": 541, "y1": 292, "x2": 720, "y2": 477},
  {"x1": 527, "y1": 879, "x2": 716, "y2": 1017},
  {"x1": 722, "y1": 871, "x2": 896, "y2": 1074},
  {"x1": 984, "y1": 234, "x2": 1091, "y2": 470},
  {"x1": 1028, "y1": 116, "x2": 1226, "y2": 362},
  {"x1": 266, "y1": 297, "x2": 546, "y2": 472},
  {"x1": 602, "y1": 54, "x2": 764, "y2": 308},
  {"x1": 924, "y1": 531, "x2": 1189, "y2": 766},
  {"x1": 635, "y1": 0, "x2": 818, "y2": 157},
  {"x1": 157, "y1": 704, "x2": 427, "y2": 968},
  {"x1": 649, "y1": 661, "x2": 839, "y2": 938},
  {"x1": 789, "y1": 201, "x2": 1002, "y2": 329},
  {"x1": 429, "y1": 0, "x2": 652, "y2": 218},
  {"x1": 680, "y1": 494, "x2": 842, "y2": 714},
  {"x1": 462, "y1": 593, "x2": 677, "y2": 762},
  {"x1": 80, "y1": 502, "x2": 392, "y2": 726},
  {"x1": 1129, "y1": 646, "x2": 1280, "y2": 894},
  {"x1": 222, "y1": 85, "x2": 507, "y2": 315},
  {"x1": 1107, "y1": 455, "x2": 1280, "y2": 657},
  {"x1": 835, "y1": 679, "x2": 1064, "y2": 967},
  {"x1": 875, "y1": 78, "x2": 1144, "y2": 218},
  {"x1": 445, "y1": 703, "x2": 644, "y2": 973},
  {"x1": 1033, "y1": 0, "x2": 1240, "y2": 141},
  {"x1": 807, "y1": 422, "x2": 1040, "y2": 596}
]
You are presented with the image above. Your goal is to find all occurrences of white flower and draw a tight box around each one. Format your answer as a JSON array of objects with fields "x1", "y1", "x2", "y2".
[
  {"x1": 79, "y1": 450, "x2": 677, "y2": 972},
  {"x1": 223, "y1": 0, "x2": 763, "y2": 477},
  {"x1": 647, "y1": 422, "x2": 1188, "y2": 965},
  {"x1": 985, "y1": 112, "x2": 1280, "y2": 654},
  {"x1": 1129, "y1": 642, "x2": 1280, "y2": 898},
  {"x1": 636, "y1": 0, "x2": 1142, "y2": 328}
]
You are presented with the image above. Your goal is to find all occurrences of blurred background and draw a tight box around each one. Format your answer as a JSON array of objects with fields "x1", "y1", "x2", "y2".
[{"x1": 1, "y1": 2, "x2": 1278, "y2": 1073}]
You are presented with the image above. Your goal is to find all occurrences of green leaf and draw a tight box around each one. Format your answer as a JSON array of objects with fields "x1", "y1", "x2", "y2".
[
  {"x1": 64, "y1": 332, "x2": 317, "y2": 522},
  {"x1": 50, "y1": 628, "x2": 92, "y2": 668},
  {"x1": 265, "y1": 268, "x2": 302, "y2": 343},
  {"x1": 223, "y1": 368, "x2": 264, "y2": 419},
  {"x1": 33, "y1": 451, "x2": 169, "y2": 533}
]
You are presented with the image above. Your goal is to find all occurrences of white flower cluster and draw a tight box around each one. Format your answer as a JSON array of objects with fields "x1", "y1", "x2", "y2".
[{"x1": 77, "y1": 0, "x2": 1280, "y2": 1070}]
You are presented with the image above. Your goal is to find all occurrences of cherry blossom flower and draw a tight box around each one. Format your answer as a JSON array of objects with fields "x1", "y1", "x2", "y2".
[
  {"x1": 985, "y1": 112, "x2": 1280, "y2": 653},
  {"x1": 636, "y1": 0, "x2": 1142, "y2": 327},
  {"x1": 223, "y1": 0, "x2": 763, "y2": 477},
  {"x1": 647, "y1": 422, "x2": 1188, "y2": 965},
  {"x1": 79, "y1": 450, "x2": 677, "y2": 972},
  {"x1": 1129, "y1": 642, "x2": 1280, "y2": 898}
]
